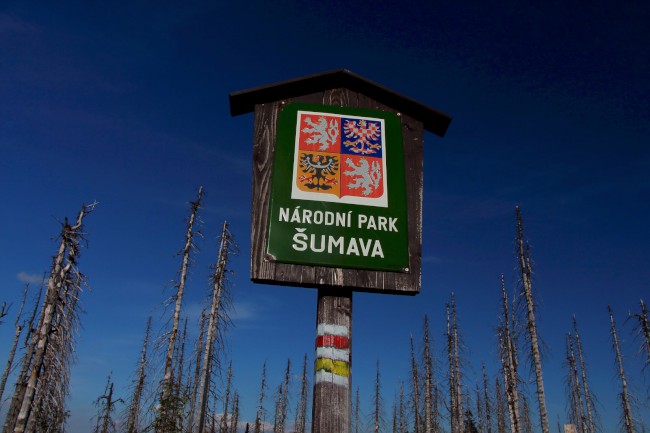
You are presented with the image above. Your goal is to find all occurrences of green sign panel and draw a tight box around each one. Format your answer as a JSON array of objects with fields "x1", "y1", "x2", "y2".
[{"x1": 266, "y1": 103, "x2": 409, "y2": 272}]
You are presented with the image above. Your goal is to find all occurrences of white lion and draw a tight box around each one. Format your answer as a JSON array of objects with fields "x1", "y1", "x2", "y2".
[{"x1": 345, "y1": 158, "x2": 381, "y2": 196}]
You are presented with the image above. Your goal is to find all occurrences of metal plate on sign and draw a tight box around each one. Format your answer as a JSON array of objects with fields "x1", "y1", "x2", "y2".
[{"x1": 266, "y1": 103, "x2": 409, "y2": 272}]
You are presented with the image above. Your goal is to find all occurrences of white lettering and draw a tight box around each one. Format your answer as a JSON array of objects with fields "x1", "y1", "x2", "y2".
[
  {"x1": 279, "y1": 208, "x2": 290, "y2": 222},
  {"x1": 378, "y1": 216, "x2": 388, "y2": 231},
  {"x1": 389, "y1": 217, "x2": 398, "y2": 232},
  {"x1": 359, "y1": 238, "x2": 372, "y2": 256},
  {"x1": 371, "y1": 240, "x2": 384, "y2": 258},
  {"x1": 302, "y1": 209, "x2": 312, "y2": 224},
  {"x1": 291, "y1": 207, "x2": 302, "y2": 223},
  {"x1": 310, "y1": 234, "x2": 326, "y2": 252},
  {"x1": 328, "y1": 236, "x2": 344, "y2": 254},
  {"x1": 358, "y1": 214, "x2": 368, "y2": 229},
  {"x1": 292, "y1": 228, "x2": 307, "y2": 251},
  {"x1": 346, "y1": 238, "x2": 360, "y2": 256},
  {"x1": 366, "y1": 216, "x2": 377, "y2": 230}
]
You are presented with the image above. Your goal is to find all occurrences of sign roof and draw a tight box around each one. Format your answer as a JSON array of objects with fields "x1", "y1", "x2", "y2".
[{"x1": 229, "y1": 69, "x2": 452, "y2": 137}]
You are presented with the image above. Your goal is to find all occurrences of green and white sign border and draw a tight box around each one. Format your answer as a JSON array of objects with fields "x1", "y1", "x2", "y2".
[{"x1": 266, "y1": 103, "x2": 410, "y2": 273}]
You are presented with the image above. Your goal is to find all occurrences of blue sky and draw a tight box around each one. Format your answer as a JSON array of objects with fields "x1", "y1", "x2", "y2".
[{"x1": 1, "y1": 1, "x2": 649, "y2": 432}]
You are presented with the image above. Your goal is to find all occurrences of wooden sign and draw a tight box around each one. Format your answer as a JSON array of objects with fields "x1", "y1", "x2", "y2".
[
  {"x1": 230, "y1": 70, "x2": 451, "y2": 433},
  {"x1": 230, "y1": 70, "x2": 451, "y2": 295}
]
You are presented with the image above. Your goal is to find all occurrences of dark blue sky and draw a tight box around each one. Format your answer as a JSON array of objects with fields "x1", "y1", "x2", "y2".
[{"x1": 1, "y1": 1, "x2": 649, "y2": 432}]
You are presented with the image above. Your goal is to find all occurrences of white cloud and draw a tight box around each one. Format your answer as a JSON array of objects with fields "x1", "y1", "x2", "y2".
[{"x1": 16, "y1": 272, "x2": 44, "y2": 285}]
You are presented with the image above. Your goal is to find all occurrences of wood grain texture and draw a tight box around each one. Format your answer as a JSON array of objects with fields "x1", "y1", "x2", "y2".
[
  {"x1": 312, "y1": 288, "x2": 352, "y2": 433},
  {"x1": 250, "y1": 89, "x2": 425, "y2": 294}
]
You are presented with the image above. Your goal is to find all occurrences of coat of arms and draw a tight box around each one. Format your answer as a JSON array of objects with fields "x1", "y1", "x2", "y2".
[{"x1": 291, "y1": 111, "x2": 388, "y2": 207}]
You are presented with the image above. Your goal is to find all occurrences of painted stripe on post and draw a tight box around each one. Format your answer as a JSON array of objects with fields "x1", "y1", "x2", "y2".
[
  {"x1": 315, "y1": 370, "x2": 349, "y2": 387},
  {"x1": 316, "y1": 335, "x2": 350, "y2": 349},
  {"x1": 316, "y1": 346, "x2": 349, "y2": 362},
  {"x1": 315, "y1": 358, "x2": 350, "y2": 377},
  {"x1": 316, "y1": 324, "x2": 348, "y2": 337}
]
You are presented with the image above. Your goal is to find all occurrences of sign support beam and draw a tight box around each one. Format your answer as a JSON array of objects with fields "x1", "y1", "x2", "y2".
[{"x1": 312, "y1": 289, "x2": 352, "y2": 433}]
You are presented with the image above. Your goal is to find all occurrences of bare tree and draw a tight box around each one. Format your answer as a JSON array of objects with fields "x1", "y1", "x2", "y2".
[
  {"x1": 372, "y1": 361, "x2": 385, "y2": 433},
  {"x1": 294, "y1": 354, "x2": 309, "y2": 433},
  {"x1": 410, "y1": 335, "x2": 421, "y2": 433},
  {"x1": 187, "y1": 309, "x2": 207, "y2": 433},
  {"x1": 124, "y1": 316, "x2": 152, "y2": 433},
  {"x1": 398, "y1": 382, "x2": 407, "y2": 433},
  {"x1": 609, "y1": 306, "x2": 635, "y2": 433},
  {"x1": 447, "y1": 294, "x2": 464, "y2": 433},
  {"x1": 354, "y1": 387, "x2": 361, "y2": 433},
  {"x1": 631, "y1": 299, "x2": 650, "y2": 372},
  {"x1": 519, "y1": 394, "x2": 532, "y2": 433},
  {"x1": 476, "y1": 385, "x2": 484, "y2": 433},
  {"x1": 565, "y1": 333, "x2": 586, "y2": 433},
  {"x1": 254, "y1": 361, "x2": 268, "y2": 433},
  {"x1": 221, "y1": 361, "x2": 234, "y2": 433},
  {"x1": 498, "y1": 275, "x2": 521, "y2": 433},
  {"x1": 573, "y1": 317, "x2": 597, "y2": 433},
  {"x1": 482, "y1": 364, "x2": 493, "y2": 433},
  {"x1": 2, "y1": 281, "x2": 43, "y2": 431},
  {"x1": 93, "y1": 374, "x2": 123, "y2": 433},
  {"x1": 157, "y1": 187, "x2": 203, "y2": 433},
  {"x1": 495, "y1": 378, "x2": 506, "y2": 433},
  {"x1": 5, "y1": 202, "x2": 95, "y2": 433},
  {"x1": 275, "y1": 358, "x2": 291, "y2": 433},
  {"x1": 195, "y1": 221, "x2": 235, "y2": 433},
  {"x1": 423, "y1": 316, "x2": 435, "y2": 433},
  {"x1": 0, "y1": 284, "x2": 29, "y2": 404},
  {"x1": 229, "y1": 392, "x2": 240, "y2": 433},
  {"x1": 515, "y1": 206, "x2": 549, "y2": 433}
]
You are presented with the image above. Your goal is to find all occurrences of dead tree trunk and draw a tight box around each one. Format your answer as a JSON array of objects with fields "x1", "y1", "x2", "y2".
[
  {"x1": 2, "y1": 283, "x2": 43, "y2": 433},
  {"x1": 398, "y1": 382, "x2": 407, "y2": 433},
  {"x1": 498, "y1": 276, "x2": 521, "y2": 433},
  {"x1": 0, "y1": 284, "x2": 28, "y2": 404},
  {"x1": 221, "y1": 361, "x2": 233, "y2": 433},
  {"x1": 373, "y1": 361, "x2": 384, "y2": 433},
  {"x1": 125, "y1": 316, "x2": 152, "y2": 433},
  {"x1": 93, "y1": 376, "x2": 123, "y2": 433},
  {"x1": 447, "y1": 304, "x2": 459, "y2": 433},
  {"x1": 476, "y1": 386, "x2": 484, "y2": 433},
  {"x1": 159, "y1": 187, "x2": 203, "y2": 433},
  {"x1": 229, "y1": 392, "x2": 240, "y2": 433},
  {"x1": 633, "y1": 299, "x2": 650, "y2": 370},
  {"x1": 410, "y1": 335, "x2": 421, "y2": 433},
  {"x1": 515, "y1": 206, "x2": 549, "y2": 433},
  {"x1": 450, "y1": 294, "x2": 464, "y2": 433},
  {"x1": 495, "y1": 378, "x2": 506, "y2": 433},
  {"x1": 10, "y1": 203, "x2": 95, "y2": 433},
  {"x1": 294, "y1": 354, "x2": 309, "y2": 433},
  {"x1": 187, "y1": 308, "x2": 207, "y2": 433},
  {"x1": 482, "y1": 364, "x2": 493, "y2": 433},
  {"x1": 566, "y1": 333, "x2": 587, "y2": 433},
  {"x1": 609, "y1": 306, "x2": 635, "y2": 433},
  {"x1": 573, "y1": 317, "x2": 596, "y2": 433},
  {"x1": 254, "y1": 362, "x2": 268, "y2": 433},
  {"x1": 196, "y1": 221, "x2": 233, "y2": 433},
  {"x1": 354, "y1": 388, "x2": 360, "y2": 433},
  {"x1": 423, "y1": 315, "x2": 435, "y2": 433},
  {"x1": 276, "y1": 358, "x2": 291, "y2": 433}
]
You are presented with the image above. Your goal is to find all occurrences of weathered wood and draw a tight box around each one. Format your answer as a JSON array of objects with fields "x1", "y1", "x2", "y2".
[
  {"x1": 249, "y1": 89, "x2": 425, "y2": 294},
  {"x1": 312, "y1": 289, "x2": 352, "y2": 433},
  {"x1": 230, "y1": 69, "x2": 452, "y2": 137}
]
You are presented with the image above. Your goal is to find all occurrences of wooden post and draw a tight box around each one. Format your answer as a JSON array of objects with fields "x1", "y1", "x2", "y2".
[{"x1": 312, "y1": 289, "x2": 352, "y2": 433}]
